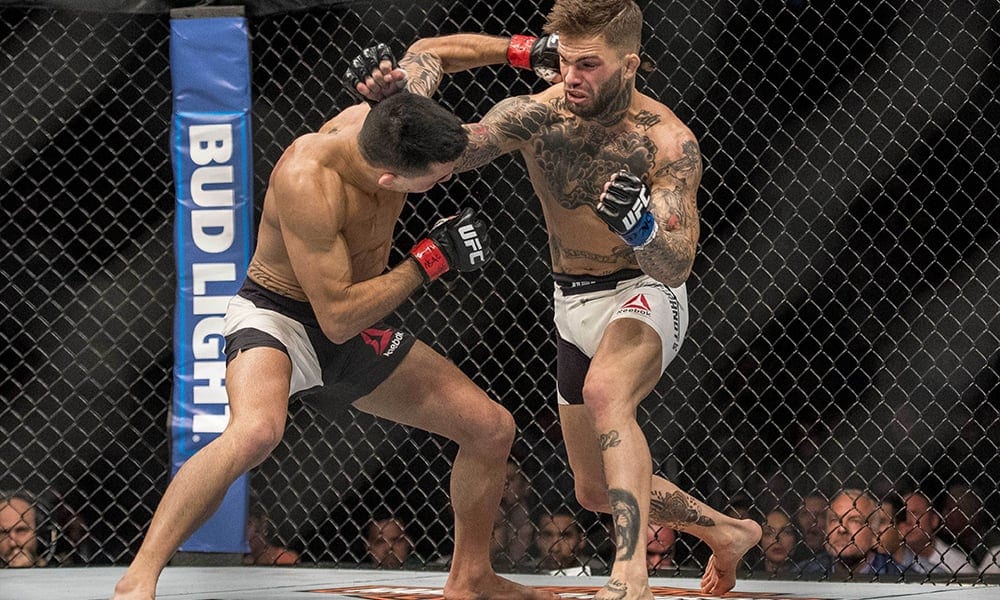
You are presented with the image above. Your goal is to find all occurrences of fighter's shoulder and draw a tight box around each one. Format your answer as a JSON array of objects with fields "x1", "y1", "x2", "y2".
[
  {"x1": 273, "y1": 134, "x2": 328, "y2": 181},
  {"x1": 270, "y1": 135, "x2": 348, "y2": 207},
  {"x1": 631, "y1": 95, "x2": 699, "y2": 162}
]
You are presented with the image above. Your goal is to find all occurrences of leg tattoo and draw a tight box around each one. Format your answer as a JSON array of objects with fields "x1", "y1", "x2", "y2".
[
  {"x1": 650, "y1": 490, "x2": 715, "y2": 528},
  {"x1": 599, "y1": 429, "x2": 622, "y2": 450},
  {"x1": 609, "y1": 489, "x2": 641, "y2": 560},
  {"x1": 599, "y1": 578, "x2": 628, "y2": 600}
]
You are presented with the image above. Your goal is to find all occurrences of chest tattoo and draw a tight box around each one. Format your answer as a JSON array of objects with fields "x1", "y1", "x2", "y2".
[{"x1": 530, "y1": 107, "x2": 658, "y2": 210}]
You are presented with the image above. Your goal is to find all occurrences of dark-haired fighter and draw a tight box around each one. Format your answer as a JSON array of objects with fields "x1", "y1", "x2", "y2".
[
  {"x1": 112, "y1": 93, "x2": 557, "y2": 600},
  {"x1": 350, "y1": 1, "x2": 762, "y2": 597}
]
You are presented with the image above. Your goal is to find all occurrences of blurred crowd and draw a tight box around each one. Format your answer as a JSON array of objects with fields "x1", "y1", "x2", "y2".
[{"x1": 5, "y1": 463, "x2": 1000, "y2": 582}]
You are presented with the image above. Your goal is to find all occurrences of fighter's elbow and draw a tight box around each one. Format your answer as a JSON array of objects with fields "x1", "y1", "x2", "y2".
[
  {"x1": 320, "y1": 323, "x2": 354, "y2": 345},
  {"x1": 661, "y1": 267, "x2": 692, "y2": 289},
  {"x1": 638, "y1": 248, "x2": 694, "y2": 288},
  {"x1": 408, "y1": 38, "x2": 437, "y2": 56},
  {"x1": 406, "y1": 40, "x2": 447, "y2": 70},
  {"x1": 318, "y1": 309, "x2": 358, "y2": 344}
]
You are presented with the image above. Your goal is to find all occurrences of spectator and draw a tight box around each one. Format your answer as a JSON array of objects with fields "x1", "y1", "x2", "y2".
[
  {"x1": 533, "y1": 512, "x2": 598, "y2": 576},
  {"x1": 939, "y1": 482, "x2": 989, "y2": 566},
  {"x1": 243, "y1": 507, "x2": 300, "y2": 566},
  {"x1": 51, "y1": 496, "x2": 92, "y2": 565},
  {"x1": 792, "y1": 492, "x2": 827, "y2": 563},
  {"x1": 898, "y1": 490, "x2": 976, "y2": 576},
  {"x1": 758, "y1": 509, "x2": 797, "y2": 577},
  {"x1": 365, "y1": 516, "x2": 415, "y2": 569},
  {"x1": 798, "y1": 489, "x2": 891, "y2": 577},
  {"x1": 646, "y1": 524, "x2": 677, "y2": 574},
  {"x1": 491, "y1": 460, "x2": 534, "y2": 572},
  {"x1": 873, "y1": 493, "x2": 907, "y2": 575},
  {"x1": 0, "y1": 491, "x2": 49, "y2": 568}
]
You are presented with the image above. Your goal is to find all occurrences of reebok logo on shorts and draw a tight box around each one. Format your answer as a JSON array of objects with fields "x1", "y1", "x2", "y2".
[
  {"x1": 619, "y1": 293, "x2": 652, "y2": 315},
  {"x1": 361, "y1": 327, "x2": 405, "y2": 357}
]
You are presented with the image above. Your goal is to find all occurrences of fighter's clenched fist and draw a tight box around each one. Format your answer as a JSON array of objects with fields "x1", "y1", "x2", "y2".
[
  {"x1": 344, "y1": 43, "x2": 407, "y2": 103},
  {"x1": 597, "y1": 170, "x2": 657, "y2": 249},
  {"x1": 409, "y1": 207, "x2": 493, "y2": 282}
]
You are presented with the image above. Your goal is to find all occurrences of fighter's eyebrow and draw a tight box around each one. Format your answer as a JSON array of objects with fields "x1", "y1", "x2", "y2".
[{"x1": 558, "y1": 51, "x2": 602, "y2": 63}]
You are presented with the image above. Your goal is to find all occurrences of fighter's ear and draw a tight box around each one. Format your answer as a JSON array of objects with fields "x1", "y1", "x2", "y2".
[
  {"x1": 624, "y1": 52, "x2": 640, "y2": 78},
  {"x1": 377, "y1": 172, "x2": 398, "y2": 189}
]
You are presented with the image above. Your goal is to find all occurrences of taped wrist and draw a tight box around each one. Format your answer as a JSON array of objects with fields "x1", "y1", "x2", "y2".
[
  {"x1": 622, "y1": 212, "x2": 658, "y2": 248},
  {"x1": 409, "y1": 238, "x2": 450, "y2": 282},
  {"x1": 507, "y1": 35, "x2": 537, "y2": 70}
]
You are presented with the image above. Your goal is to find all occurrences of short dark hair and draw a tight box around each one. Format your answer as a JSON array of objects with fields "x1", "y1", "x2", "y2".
[
  {"x1": 544, "y1": 0, "x2": 643, "y2": 55},
  {"x1": 881, "y1": 492, "x2": 906, "y2": 525},
  {"x1": 358, "y1": 93, "x2": 468, "y2": 176}
]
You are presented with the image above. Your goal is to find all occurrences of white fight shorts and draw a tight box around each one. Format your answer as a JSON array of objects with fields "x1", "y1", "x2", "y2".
[{"x1": 552, "y1": 269, "x2": 688, "y2": 405}]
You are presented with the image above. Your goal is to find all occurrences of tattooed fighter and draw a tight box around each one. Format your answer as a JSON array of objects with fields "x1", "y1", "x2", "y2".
[{"x1": 349, "y1": 0, "x2": 761, "y2": 598}]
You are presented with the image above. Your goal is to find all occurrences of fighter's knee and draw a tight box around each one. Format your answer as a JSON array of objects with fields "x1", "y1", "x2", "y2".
[
  {"x1": 228, "y1": 418, "x2": 285, "y2": 465},
  {"x1": 472, "y1": 404, "x2": 515, "y2": 454},
  {"x1": 581, "y1": 376, "x2": 626, "y2": 425},
  {"x1": 491, "y1": 405, "x2": 517, "y2": 446}
]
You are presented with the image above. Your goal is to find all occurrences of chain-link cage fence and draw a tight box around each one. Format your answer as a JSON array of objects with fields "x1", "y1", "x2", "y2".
[{"x1": 2, "y1": 0, "x2": 999, "y2": 584}]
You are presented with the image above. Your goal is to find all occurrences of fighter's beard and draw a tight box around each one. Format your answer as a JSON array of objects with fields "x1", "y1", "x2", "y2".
[{"x1": 566, "y1": 68, "x2": 632, "y2": 127}]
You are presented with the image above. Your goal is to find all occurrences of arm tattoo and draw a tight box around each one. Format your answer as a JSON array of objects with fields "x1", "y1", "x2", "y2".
[
  {"x1": 650, "y1": 490, "x2": 716, "y2": 529},
  {"x1": 456, "y1": 123, "x2": 508, "y2": 172},
  {"x1": 654, "y1": 140, "x2": 701, "y2": 179},
  {"x1": 455, "y1": 96, "x2": 554, "y2": 172},
  {"x1": 599, "y1": 430, "x2": 622, "y2": 450},
  {"x1": 400, "y1": 51, "x2": 444, "y2": 97},
  {"x1": 638, "y1": 140, "x2": 702, "y2": 286},
  {"x1": 608, "y1": 489, "x2": 641, "y2": 561}
]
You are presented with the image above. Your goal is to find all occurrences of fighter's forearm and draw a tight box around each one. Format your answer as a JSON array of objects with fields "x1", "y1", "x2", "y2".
[
  {"x1": 634, "y1": 226, "x2": 697, "y2": 289},
  {"x1": 315, "y1": 262, "x2": 424, "y2": 344},
  {"x1": 408, "y1": 34, "x2": 510, "y2": 72},
  {"x1": 402, "y1": 34, "x2": 511, "y2": 97}
]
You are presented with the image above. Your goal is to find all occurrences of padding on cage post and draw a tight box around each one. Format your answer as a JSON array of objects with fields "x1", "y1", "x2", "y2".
[{"x1": 169, "y1": 6, "x2": 254, "y2": 554}]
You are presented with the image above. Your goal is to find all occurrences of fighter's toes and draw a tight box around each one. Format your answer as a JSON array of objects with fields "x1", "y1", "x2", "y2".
[{"x1": 700, "y1": 554, "x2": 737, "y2": 596}]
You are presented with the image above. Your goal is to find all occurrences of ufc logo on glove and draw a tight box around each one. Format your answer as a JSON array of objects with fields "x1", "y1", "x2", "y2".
[{"x1": 459, "y1": 224, "x2": 485, "y2": 265}]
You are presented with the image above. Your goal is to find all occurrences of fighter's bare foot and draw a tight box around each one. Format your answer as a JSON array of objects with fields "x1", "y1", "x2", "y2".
[
  {"x1": 110, "y1": 578, "x2": 155, "y2": 600},
  {"x1": 699, "y1": 518, "x2": 762, "y2": 595},
  {"x1": 444, "y1": 573, "x2": 560, "y2": 600},
  {"x1": 594, "y1": 577, "x2": 652, "y2": 600}
]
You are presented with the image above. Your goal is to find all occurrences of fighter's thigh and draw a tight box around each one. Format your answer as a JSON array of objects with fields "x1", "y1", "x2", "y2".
[
  {"x1": 587, "y1": 317, "x2": 663, "y2": 406},
  {"x1": 225, "y1": 346, "x2": 292, "y2": 429},
  {"x1": 351, "y1": 339, "x2": 507, "y2": 441}
]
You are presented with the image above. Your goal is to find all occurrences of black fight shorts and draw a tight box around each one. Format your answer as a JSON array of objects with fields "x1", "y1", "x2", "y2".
[{"x1": 222, "y1": 277, "x2": 416, "y2": 406}]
